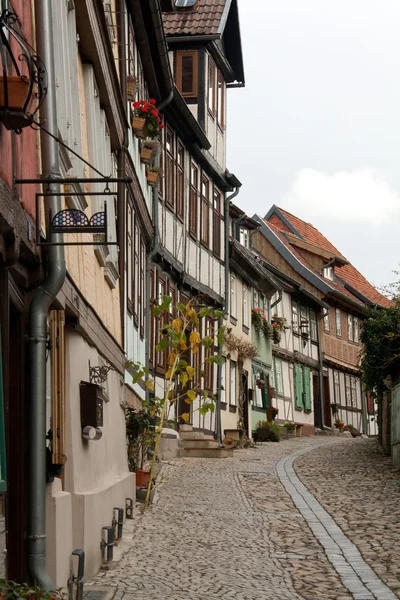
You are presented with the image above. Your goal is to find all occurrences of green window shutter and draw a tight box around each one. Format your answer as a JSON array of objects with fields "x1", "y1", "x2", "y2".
[
  {"x1": 303, "y1": 366, "x2": 312, "y2": 412},
  {"x1": 0, "y1": 325, "x2": 7, "y2": 492},
  {"x1": 295, "y1": 365, "x2": 303, "y2": 410}
]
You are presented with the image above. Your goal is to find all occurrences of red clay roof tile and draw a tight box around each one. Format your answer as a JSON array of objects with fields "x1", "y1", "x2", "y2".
[
  {"x1": 163, "y1": 0, "x2": 227, "y2": 36},
  {"x1": 267, "y1": 207, "x2": 392, "y2": 308}
]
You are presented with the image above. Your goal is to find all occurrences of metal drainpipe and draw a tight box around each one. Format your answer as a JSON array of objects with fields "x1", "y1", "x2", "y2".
[
  {"x1": 319, "y1": 257, "x2": 336, "y2": 275},
  {"x1": 27, "y1": 0, "x2": 66, "y2": 589},
  {"x1": 316, "y1": 309, "x2": 328, "y2": 430},
  {"x1": 144, "y1": 91, "x2": 174, "y2": 404},
  {"x1": 270, "y1": 290, "x2": 282, "y2": 311}
]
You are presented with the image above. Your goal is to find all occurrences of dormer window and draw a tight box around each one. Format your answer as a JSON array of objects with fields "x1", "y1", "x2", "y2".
[
  {"x1": 175, "y1": 0, "x2": 197, "y2": 7},
  {"x1": 176, "y1": 50, "x2": 198, "y2": 98},
  {"x1": 239, "y1": 227, "x2": 249, "y2": 248},
  {"x1": 323, "y1": 266, "x2": 334, "y2": 281}
]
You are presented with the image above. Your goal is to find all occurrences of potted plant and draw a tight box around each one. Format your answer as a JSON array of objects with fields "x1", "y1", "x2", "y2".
[
  {"x1": 271, "y1": 406, "x2": 278, "y2": 421},
  {"x1": 252, "y1": 308, "x2": 273, "y2": 340},
  {"x1": 335, "y1": 418, "x2": 345, "y2": 430},
  {"x1": 0, "y1": 75, "x2": 30, "y2": 112},
  {"x1": 257, "y1": 378, "x2": 265, "y2": 390},
  {"x1": 271, "y1": 314, "x2": 287, "y2": 344},
  {"x1": 140, "y1": 139, "x2": 159, "y2": 165},
  {"x1": 282, "y1": 421, "x2": 296, "y2": 439},
  {"x1": 0, "y1": 579, "x2": 65, "y2": 600},
  {"x1": 255, "y1": 420, "x2": 280, "y2": 442},
  {"x1": 126, "y1": 407, "x2": 155, "y2": 488},
  {"x1": 147, "y1": 166, "x2": 161, "y2": 187},
  {"x1": 272, "y1": 325, "x2": 282, "y2": 344},
  {"x1": 126, "y1": 74, "x2": 138, "y2": 101},
  {"x1": 131, "y1": 99, "x2": 165, "y2": 139}
]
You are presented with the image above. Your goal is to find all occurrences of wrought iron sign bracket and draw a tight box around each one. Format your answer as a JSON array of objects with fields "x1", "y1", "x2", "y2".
[
  {"x1": 89, "y1": 361, "x2": 114, "y2": 385},
  {"x1": 15, "y1": 176, "x2": 131, "y2": 247}
]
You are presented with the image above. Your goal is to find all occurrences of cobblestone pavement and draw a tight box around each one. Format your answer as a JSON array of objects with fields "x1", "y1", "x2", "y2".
[
  {"x1": 296, "y1": 438, "x2": 400, "y2": 599},
  {"x1": 89, "y1": 437, "x2": 398, "y2": 599}
]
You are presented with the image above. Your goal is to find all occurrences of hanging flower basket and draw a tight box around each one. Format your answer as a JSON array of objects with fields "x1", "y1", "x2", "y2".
[
  {"x1": 272, "y1": 327, "x2": 281, "y2": 344},
  {"x1": 131, "y1": 99, "x2": 164, "y2": 139},
  {"x1": 140, "y1": 147, "x2": 154, "y2": 165},
  {"x1": 132, "y1": 116, "x2": 147, "y2": 138},
  {"x1": 147, "y1": 168, "x2": 160, "y2": 187},
  {"x1": 257, "y1": 380, "x2": 265, "y2": 390}
]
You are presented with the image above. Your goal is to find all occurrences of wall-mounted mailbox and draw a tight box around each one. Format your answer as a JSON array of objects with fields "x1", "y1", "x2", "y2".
[{"x1": 80, "y1": 382, "x2": 104, "y2": 441}]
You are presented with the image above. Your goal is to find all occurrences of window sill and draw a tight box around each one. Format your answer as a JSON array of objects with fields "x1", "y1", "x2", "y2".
[
  {"x1": 189, "y1": 231, "x2": 198, "y2": 242},
  {"x1": 242, "y1": 325, "x2": 249, "y2": 335},
  {"x1": 177, "y1": 213, "x2": 184, "y2": 224},
  {"x1": 230, "y1": 316, "x2": 238, "y2": 326},
  {"x1": 220, "y1": 401, "x2": 227, "y2": 411},
  {"x1": 200, "y1": 240, "x2": 210, "y2": 250},
  {"x1": 208, "y1": 108, "x2": 216, "y2": 120},
  {"x1": 229, "y1": 404, "x2": 237, "y2": 413}
]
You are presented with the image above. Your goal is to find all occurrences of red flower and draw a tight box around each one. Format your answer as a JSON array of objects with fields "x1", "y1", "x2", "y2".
[
  {"x1": 133, "y1": 101, "x2": 140, "y2": 108},
  {"x1": 151, "y1": 109, "x2": 158, "y2": 117},
  {"x1": 160, "y1": 124, "x2": 165, "y2": 129},
  {"x1": 150, "y1": 98, "x2": 156, "y2": 105}
]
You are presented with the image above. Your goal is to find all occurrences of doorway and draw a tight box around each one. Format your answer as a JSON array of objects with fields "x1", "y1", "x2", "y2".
[{"x1": 323, "y1": 375, "x2": 332, "y2": 428}]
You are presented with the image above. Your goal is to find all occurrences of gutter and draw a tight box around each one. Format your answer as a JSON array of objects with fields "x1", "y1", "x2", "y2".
[{"x1": 27, "y1": 0, "x2": 66, "y2": 588}]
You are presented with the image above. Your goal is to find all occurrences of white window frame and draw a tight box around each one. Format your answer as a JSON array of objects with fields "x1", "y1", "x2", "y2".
[
  {"x1": 292, "y1": 301, "x2": 299, "y2": 333},
  {"x1": 347, "y1": 314, "x2": 353, "y2": 342},
  {"x1": 230, "y1": 274, "x2": 237, "y2": 319},
  {"x1": 354, "y1": 317, "x2": 359, "y2": 344},
  {"x1": 324, "y1": 309, "x2": 330, "y2": 332},
  {"x1": 274, "y1": 358, "x2": 284, "y2": 396},
  {"x1": 310, "y1": 310, "x2": 317, "y2": 341},
  {"x1": 323, "y1": 266, "x2": 334, "y2": 280},
  {"x1": 334, "y1": 370, "x2": 340, "y2": 404},
  {"x1": 243, "y1": 284, "x2": 249, "y2": 328},
  {"x1": 239, "y1": 228, "x2": 249, "y2": 248},
  {"x1": 229, "y1": 361, "x2": 237, "y2": 405}
]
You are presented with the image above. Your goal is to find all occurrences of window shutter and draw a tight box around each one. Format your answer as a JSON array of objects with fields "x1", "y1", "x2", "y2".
[
  {"x1": 261, "y1": 373, "x2": 268, "y2": 409},
  {"x1": 303, "y1": 366, "x2": 312, "y2": 411},
  {"x1": 295, "y1": 365, "x2": 303, "y2": 410}
]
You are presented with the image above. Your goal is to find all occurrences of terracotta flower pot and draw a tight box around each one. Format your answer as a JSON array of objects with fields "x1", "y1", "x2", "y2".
[
  {"x1": 132, "y1": 116, "x2": 147, "y2": 138},
  {"x1": 135, "y1": 469, "x2": 150, "y2": 488},
  {"x1": 140, "y1": 147, "x2": 153, "y2": 165},
  {"x1": 0, "y1": 76, "x2": 30, "y2": 111},
  {"x1": 147, "y1": 170, "x2": 159, "y2": 187}
]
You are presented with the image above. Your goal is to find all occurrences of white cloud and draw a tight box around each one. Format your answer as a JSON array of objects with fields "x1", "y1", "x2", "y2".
[{"x1": 282, "y1": 168, "x2": 400, "y2": 226}]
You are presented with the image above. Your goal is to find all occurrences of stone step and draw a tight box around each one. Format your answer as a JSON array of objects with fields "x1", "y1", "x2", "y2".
[
  {"x1": 179, "y1": 447, "x2": 233, "y2": 459},
  {"x1": 179, "y1": 424, "x2": 193, "y2": 432},
  {"x1": 179, "y1": 439, "x2": 219, "y2": 449},
  {"x1": 180, "y1": 431, "x2": 214, "y2": 440}
]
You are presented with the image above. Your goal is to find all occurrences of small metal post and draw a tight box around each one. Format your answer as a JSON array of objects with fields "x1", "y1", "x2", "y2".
[
  {"x1": 100, "y1": 526, "x2": 114, "y2": 563},
  {"x1": 125, "y1": 497, "x2": 134, "y2": 519},
  {"x1": 68, "y1": 549, "x2": 85, "y2": 600},
  {"x1": 113, "y1": 507, "x2": 124, "y2": 541}
]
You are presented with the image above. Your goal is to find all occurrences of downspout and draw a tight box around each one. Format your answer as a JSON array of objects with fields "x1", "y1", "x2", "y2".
[
  {"x1": 216, "y1": 184, "x2": 241, "y2": 445},
  {"x1": 319, "y1": 257, "x2": 336, "y2": 275},
  {"x1": 117, "y1": 0, "x2": 129, "y2": 351},
  {"x1": 316, "y1": 309, "x2": 328, "y2": 430},
  {"x1": 27, "y1": 0, "x2": 66, "y2": 588},
  {"x1": 144, "y1": 91, "x2": 174, "y2": 403}
]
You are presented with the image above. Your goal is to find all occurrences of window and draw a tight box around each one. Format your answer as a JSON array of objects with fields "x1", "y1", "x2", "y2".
[
  {"x1": 295, "y1": 364, "x2": 311, "y2": 411},
  {"x1": 221, "y1": 361, "x2": 226, "y2": 405},
  {"x1": 213, "y1": 188, "x2": 222, "y2": 257},
  {"x1": 176, "y1": 50, "x2": 198, "y2": 97},
  {"x1": 217, "y1": 71, "x2": 225, "y2": 128},
  {"x1": 294, "y1": 364, "x2": 303, "y2": 410},
  {"x1": 335, "y1": 308, "x2": 342, "y2": 337},
  {"x1": 242, "y1": 284, "x2": 249, "y2": 328},
  {"x1": 300, "y1": 305, "x2": 308, "y2": 336},
  {"x1": 310, "y1": 310, "x2": 317, "y2": 342},
  {"x1": 347, "y1": 314, "x2": 353, "y2": 342},
  {"x1": 350, "y1": 377, "x2": 357, "y2": 408},
  {"x1": 230, "y1": 361, "x2": 237, "y2": 405},
  {"x1": 334, "y1": 371, "x2": 340, "y2": 404},
  {"x1": 133, "y1": 220, "x2": 140, "y2": 325},
  {"x1": 292, "y1": 301, "x2": 299, "y2": 333},
  {"x1": 127, "y1": 204, "x2": 133, "y2": 311},
  {"x1": 208, "y1": 57, "x2": 216, "y2": 114},
  {"x1": 354, "y1": 317, "x2": 359, "y2": 344},
  {"x1": 155, "y1": 273, "x2": 167, "y2": 370},
  {"x1": 166, "y1": 127, "x2": 175, "y2": 210},
  {"x1": 230, "y1": 274, "x2": 237, "y2": 319},
  {"x1": 189, "y1": 164, "x2": 198, "y2": 238},
  {"x1": 324, "y1": 309, "x2": 330, "y2": 332},
  {"x1": 345, "y1": 375, "x2": 351, "y2": 406},
  {"x1": 140, "y1": 241, "x2": 145, "y2": 337},
  {"x1": 201, "y1": 176, "x2": 209, "y2": 246},
  {"x1": 239, "y1": 228, "x2": 249, "y2": 248},
  {"x1": 323, "y1": 266, "x2": 334, "y2": 280},
  {"x1": 177, "y1": 142, "x2": 184, "y2": 220},
  {"x1": 274, "y1": 358, "x2": 284, "y2": 395}
]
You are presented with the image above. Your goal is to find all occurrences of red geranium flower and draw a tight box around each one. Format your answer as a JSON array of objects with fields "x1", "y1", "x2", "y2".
[{"x1": 150, "y1": 99, "x2": 156, "y2": 105}]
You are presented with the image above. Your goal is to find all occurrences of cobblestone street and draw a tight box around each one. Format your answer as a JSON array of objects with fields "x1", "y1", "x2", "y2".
[{"x1": 89, "y1": 437, "x2": 400, "y2": 599}]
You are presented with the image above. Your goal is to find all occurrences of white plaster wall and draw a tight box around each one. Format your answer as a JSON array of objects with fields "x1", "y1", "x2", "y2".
[
  {"x1": 46, "y1": 479, "x2": 73, "y2": 588},
  {"x1": 165, "y1": 209, "x2": 175, "y2": 255},
  {"x1": 64, "y1": 331, "x2": 135, "y2": 577},
  {"x1": 187, "y1": 239, "x2": 197, "y2": 279}
]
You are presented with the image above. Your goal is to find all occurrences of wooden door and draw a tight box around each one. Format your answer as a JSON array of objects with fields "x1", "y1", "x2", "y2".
[{"x1": 323, "y1": 375, "x2": 332, "y2": 428}]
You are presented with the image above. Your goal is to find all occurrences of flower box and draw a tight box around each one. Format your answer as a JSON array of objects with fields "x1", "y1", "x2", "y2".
[
  {"x1": 140, "y1": 147, "x2": 154, "y2": 165},
  {"x1": 0, "y1": 76, "x2": 30, "y2": 111},
  {"x1": 147, "y1": 170, "x2": 160, "y2": 187},
  {"x1": 132, "y1": 116, "x2": 147, "y2": 138},
  {"x1": 135, "y1": 469, "x2": 150, "y2": 488}
]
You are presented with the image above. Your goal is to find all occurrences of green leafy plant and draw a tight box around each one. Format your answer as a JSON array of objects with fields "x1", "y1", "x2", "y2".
[
  {"x1": 127, "y1": 295, "x2": 226, "y2": 507},
  {"x1": 283, "y1": 421, "x2": 295, "y2": 431},
  {"x1": 126, "y1": 408, "x2": 155, "y2": 472},
  {"x1": 0, "y1": 580, "x2": 65, "y2": 600},
  {"x1": 132, "y1": 99, "x2": 165, "y2": 139},
  {"x1": 256, "y1": 420, "x2": 280, "y2": 442}
]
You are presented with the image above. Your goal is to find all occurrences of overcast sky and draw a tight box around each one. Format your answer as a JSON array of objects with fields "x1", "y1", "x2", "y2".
[{"x1": 227, "y1": 0, "x2": 400, "y2": 289}]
